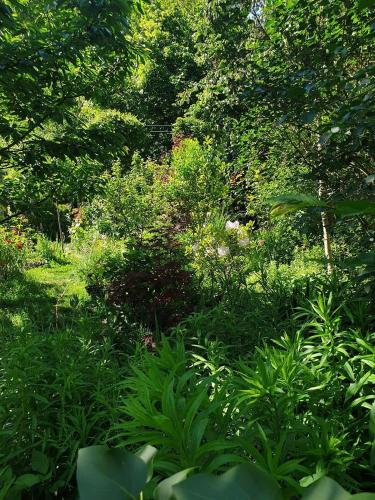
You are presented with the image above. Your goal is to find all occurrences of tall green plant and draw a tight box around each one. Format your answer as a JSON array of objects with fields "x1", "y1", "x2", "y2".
[{"x1": 112, "y1": 338, "x2": 241, "y2": 474}]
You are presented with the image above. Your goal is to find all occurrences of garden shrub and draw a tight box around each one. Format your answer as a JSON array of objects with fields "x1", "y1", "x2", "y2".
[
  {"x1": 185, "y1": 212, "x2": 253, "y2": 302},
  {"x1": 167, "y1": 138, "x2": 228, "y2": 229},
  {"x1": 1, "y1": 0, "x2": 374, "y2": 498},
  {"x1": 88, "y1": 226, "x2": 198, "y2": 332},
  {"x1": 84, "y1": 155, "x2": 168, "y2": 241},
  {"x1": 72, "y1": 229, "x2": 125, "y2": 290}
]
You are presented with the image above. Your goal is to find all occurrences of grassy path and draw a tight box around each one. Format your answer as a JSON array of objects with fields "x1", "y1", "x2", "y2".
[
  {"x1": 0, "y1": 263, "x2": 125, "y2": 497},
  {"x1": 0, "y1": 263, "x2": 100, "y2": 337}
]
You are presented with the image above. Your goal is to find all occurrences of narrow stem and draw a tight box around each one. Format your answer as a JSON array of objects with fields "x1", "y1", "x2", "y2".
[{"x1": 318, "y1": 180, "x2": 333, "y2": 274}]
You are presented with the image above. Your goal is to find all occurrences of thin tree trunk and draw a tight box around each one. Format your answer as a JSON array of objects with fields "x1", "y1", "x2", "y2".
[
  {"x1": 318, "y1": 180, "x2": 333, "y2": 274},
  {"x1": 56, "y1": 203, "x2": 64, "y2": 253}
]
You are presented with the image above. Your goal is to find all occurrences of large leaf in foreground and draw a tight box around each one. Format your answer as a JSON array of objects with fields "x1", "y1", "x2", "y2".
[
  {"x1": 269, "y1": 194, "x2": 326, "y2": 217},
  {"x1": 301, "y1": 477, "x2": 375, "y2": 500},
  {"x1": 270, "y1": 194, "x2": 375, "y2": 218},
  {"x1": 334, "y1": 200, "x2": 375, "y2": 217},
  {"x1": 154, "y1": 468, "x2": 196, "y2": 500},
  {"x1": 172, "y1": 463, "x2": 282, "y2": 500},
  {"x1": 358, "y1": 0, "x2": 375, "y2": 10},
  {"x1": 77, "y1": 445, "x2": 155, "y2": 500}
]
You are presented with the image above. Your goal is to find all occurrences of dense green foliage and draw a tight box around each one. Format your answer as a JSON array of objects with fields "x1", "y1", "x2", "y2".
[{"x1": 0, "y1": 0, "x2": 374, "y2": 498}]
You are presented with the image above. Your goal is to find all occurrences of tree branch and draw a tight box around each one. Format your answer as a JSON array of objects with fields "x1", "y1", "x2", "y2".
[{"x1": 0, "y1": 195, "x2": 50, "y2": 224}]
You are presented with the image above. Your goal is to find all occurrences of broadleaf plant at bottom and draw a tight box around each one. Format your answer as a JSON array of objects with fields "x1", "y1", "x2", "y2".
[{"x1": 76, "y1": 445, "x2": 375, "y2": 500}]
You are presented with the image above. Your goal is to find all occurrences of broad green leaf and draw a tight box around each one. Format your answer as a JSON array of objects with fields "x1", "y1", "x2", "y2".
[
  {"x1": 358, "y1": 0, "x2": 375, "y2": 10},
  {"x1": 301, "y1": 477, "x2": 350, "y2": 499},
  {"x1": 154, "y1": 468, "x2": 196, "y2": 500},
  {"x1": 135, "y1": 444, "x2": 157, "y2": 482},
  {"x1": 334, "y1": 200, "x2": 375, "y2": 217},
  {"x1": 13, "y1": 474, "x2": 41, "y2": 490},
  {"x1": 370, "y1": 405, "x2": 375, "y2": 438},
  {"x1": 31, "y1": 450, "x2": 49, "y2": 475},
  {"x1": 173, "y1": 463, "x2": 282, "y2": 500},
  {"x1": 269, "y1": 194, "x2": 326, "y2": 217},
  {"x1": 77, "y1": 445, "x2": 148, "y2": 500}
]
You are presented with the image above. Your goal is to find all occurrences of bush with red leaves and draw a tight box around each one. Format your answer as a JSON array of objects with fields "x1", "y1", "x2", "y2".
[
  {"x1": 86, "y1": 227, "x2": 197, "y2": 332},
  {"x1": 107, "y1": 258, "x2": 194, "y2": 329}
]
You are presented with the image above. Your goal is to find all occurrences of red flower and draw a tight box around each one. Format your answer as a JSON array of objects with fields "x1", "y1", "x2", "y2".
[{"x1": 16, "y1": 241, "x2": 24, "y2": 249}]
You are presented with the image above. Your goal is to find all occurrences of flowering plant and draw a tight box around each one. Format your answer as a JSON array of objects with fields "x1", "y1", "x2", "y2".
[
  {"x1": 186, "y1": 214, "x2": 253, "y2": 301},
  {"x1": 190, "y1": 216, "x2": 252, "y2": 259},
  {"x1": 0, "y1": 227, "x2": 27, "y2": 278}
]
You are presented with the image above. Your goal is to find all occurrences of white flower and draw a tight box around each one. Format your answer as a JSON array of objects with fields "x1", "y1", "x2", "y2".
[
  {"x1": 217, "y1": 246, "x2": 230, "y2": 257},
  {"x1": 238, "y1": 237, "x2": 250, "y2": 247},
  {"x1": 225, "y1": 220, "x2": 240, "y2": 231},
  {"x1": 192, "y1": 243, "x2": 199, "y2": 253}
]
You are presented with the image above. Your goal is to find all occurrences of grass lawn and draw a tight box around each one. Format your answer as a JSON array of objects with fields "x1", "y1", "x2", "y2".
[{"x1": 0, "y1": 263, "x2": 103, "y2": 338}]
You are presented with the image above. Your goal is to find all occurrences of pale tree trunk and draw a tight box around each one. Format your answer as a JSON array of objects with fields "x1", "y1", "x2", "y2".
[
  {"x1": 318, "y1": 179, "x2": 333, "y2": 274},
  {"x1": 56, "y1": 203, "x2": 65, "y2": 253}
]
